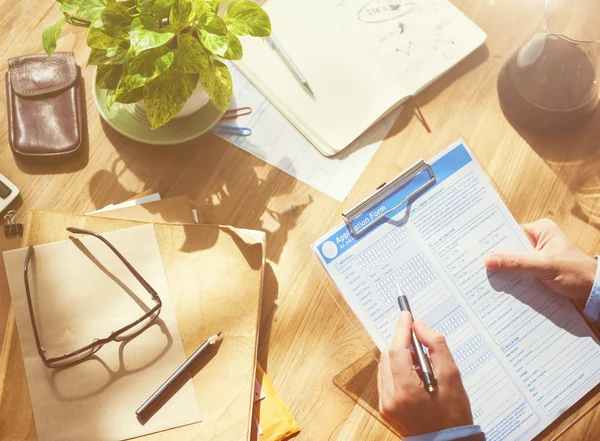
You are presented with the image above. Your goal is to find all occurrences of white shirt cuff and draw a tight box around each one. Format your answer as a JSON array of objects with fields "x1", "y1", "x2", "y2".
[
  {"x1": 583, "y1": 256, "x2": 600, "y2": 323},
  {"x1": 404, "y1": 425, "x2": 483, "y2": 441}
]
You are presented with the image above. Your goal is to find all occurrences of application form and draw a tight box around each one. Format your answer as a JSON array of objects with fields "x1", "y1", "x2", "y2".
[{"x1": 312, "y1": 139, "x2": 600, "y2": 440}]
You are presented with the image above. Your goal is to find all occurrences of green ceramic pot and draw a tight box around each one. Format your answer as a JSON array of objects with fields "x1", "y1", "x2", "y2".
[{"x1": 92, "y1": 69, "x2": 225, "y2": 145}]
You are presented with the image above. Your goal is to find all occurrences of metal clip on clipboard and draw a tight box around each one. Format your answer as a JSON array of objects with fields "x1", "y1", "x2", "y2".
[{"x1": 342, "y1": 160, "x2": 436, "y2": 238}]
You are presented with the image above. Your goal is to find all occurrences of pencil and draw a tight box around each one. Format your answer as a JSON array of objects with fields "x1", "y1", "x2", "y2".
[{"x1": 136, "y1": 332, "x2": 222, "y2": 417}]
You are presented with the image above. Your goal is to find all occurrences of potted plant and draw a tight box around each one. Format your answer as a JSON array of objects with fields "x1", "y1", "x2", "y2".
[{"x1": 42, "y1": 0, "x2": 271, "y2": 129}]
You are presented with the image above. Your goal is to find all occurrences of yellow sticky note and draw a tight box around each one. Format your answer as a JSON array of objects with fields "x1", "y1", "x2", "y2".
[{"x1": 254, "y1": 364, "x2": 300, "y2": 441}]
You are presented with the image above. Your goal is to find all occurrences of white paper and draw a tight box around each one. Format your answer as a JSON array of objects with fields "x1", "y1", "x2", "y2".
[
  {"x1": 325, "y1": 0, "x2": 487, "y2": 93},
  {"x1": 214, "y1": 65, "x2": 402, "y2": 201},
  {"x1": 87, "y1": 193, "x2": 162, "y2": 214},
  {"x1": 312, "y1": 140, "x2": 600, "y2": 441},
  {"x1": 236, "y1": 0, "x2": 406, "y2": 156},
  {"x1": 235, "y1": 0, "x2": 485, "y2": 155},
  {"x1": 253, "y1": 378, "x2": 266, "y2": 402}
]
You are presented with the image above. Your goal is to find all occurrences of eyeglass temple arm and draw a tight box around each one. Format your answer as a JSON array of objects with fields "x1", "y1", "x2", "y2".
[
  {"x1": 66, "y1": 227, "x2": 161, "y2": 303},
  {"x1": 23, "y1": 246, "x2": 49, "y2": 362}
]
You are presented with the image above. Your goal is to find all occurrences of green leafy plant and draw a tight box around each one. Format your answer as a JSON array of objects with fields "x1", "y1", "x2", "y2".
[{"x1": 43, "y1": 0, "x2": 271, "y2": 129}]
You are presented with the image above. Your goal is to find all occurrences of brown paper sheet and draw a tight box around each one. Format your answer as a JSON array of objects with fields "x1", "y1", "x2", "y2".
[
  {"x1": 0, "y1": 233, "x2": 21, "y2": 354},
  {"x1": 3, "y1": 225, "x2": 201, "y2": 441}
]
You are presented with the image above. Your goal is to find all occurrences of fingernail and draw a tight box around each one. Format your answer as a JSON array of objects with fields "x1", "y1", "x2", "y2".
[{"x1": 485, "y1": 255, "x2": 501, "y2": 270}]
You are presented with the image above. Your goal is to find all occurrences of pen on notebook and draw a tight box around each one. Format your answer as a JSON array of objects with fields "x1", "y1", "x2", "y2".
[
  {"x1": 266, "y1": 35, "x2": 315, "y2": 99},
  {"x1": 396, "y1": 283, "x2": 437, "y2": 393},
  {"x1": 136, "y1": 332, "x2": 222, "y2": 417}
]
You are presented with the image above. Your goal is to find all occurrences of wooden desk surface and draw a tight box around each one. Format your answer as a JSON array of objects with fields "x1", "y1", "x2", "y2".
[{"x1": 1, "y1": 0, "x2": 600, "y2": 440}]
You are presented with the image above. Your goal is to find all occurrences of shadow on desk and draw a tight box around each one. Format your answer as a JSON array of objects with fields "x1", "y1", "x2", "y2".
[
  {"x1": 386, "y1": 44, "x2": 491, "y2": 140},
  {"x1": 500, "y1": 91, "x2": 600, "y2": 229},
  {"x1": 333, "y1": 352, "x2": 400, "y2": 437},
  {"x1": 93, "y1": 123, "x2": 289, "y2": 371},
  {"x1": 97, "y1": 119, "x2": 310, "y2": 265}
]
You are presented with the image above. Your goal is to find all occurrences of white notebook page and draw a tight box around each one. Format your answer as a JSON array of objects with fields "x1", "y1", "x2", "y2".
[
  {"x1": 320, "y1": 0, "x2": 487, "y2": 93},
  {"x1": 237, "y1": 0, "x2": 409, "y2": 156}
]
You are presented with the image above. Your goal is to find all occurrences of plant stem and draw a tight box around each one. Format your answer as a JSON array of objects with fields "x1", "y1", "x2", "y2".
[{"x1": 63, "y1": 12, "x2": 92, "y2": 27}]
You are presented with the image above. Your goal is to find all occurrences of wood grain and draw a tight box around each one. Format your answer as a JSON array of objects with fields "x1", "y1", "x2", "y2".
[{"x1": 1, "y1": 0, "x2": 600, "y2": 440}]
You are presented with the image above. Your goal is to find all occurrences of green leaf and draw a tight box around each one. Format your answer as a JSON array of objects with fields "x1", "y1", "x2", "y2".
[
  {"x1": 143, "y1": 64, "x2": 198, "y2": 129},
  {"x1": 129, "y1": 17, "x2": 174, "y2": 56},
  {"x1": 208, "y1": 0, "x2": 220, "y2": 11},
  {"x1": 96, "y1": 64, "x2": 122, "y2": 89},
  {"x1": 140, "y1": 0, "x2": 174, "y2": 19},
  {"x1": 59, "y1": 0, "x2": 81, "y2": 12},
  {"x1": 225, "y1": 0, "x2": 271, "y2": 37},
  {"x1": 113, "y1": 81, "x2": 145, "y2": 103},
  {"x1": 192, "y1": 0, "x2": 212, "y2": 20},
  {"x1": 77, "y1": 0, "x2": 108, "y2": 20},
  {"x1": 101, "y1": 2, "x2": 134, "y2": 34},
  {"x1": 177, "y1": 34, "x2": 210, "y2": 74},
  {"x1": 42, "y1": 17, "x2": 66, "y2": 57},
  {"x1": 98, "y1": 3, "x2": 134, "y2": 40},
  {"x1": 87, "y1": 11, "x2": 130, "y2": 49},
  {"x1": 169, "y1": 0, "x2": 195, "y2": 30},
  {"x1": 200, "y1": 12, "x2": 227, "y2": 34},
  {"x1": 123, "y1": 47, "x2": 175, "y2": 88},
  {"x1": 138, "y1": 14, "x2": 161, "y2": 32},
  {"x1": 199, "y1": 59, "x2": 231, "y2": 112},
  {"x1": 199, "y1": 30, "x2": 242, "y2": 59},
  {"x1": 87, "y1": 45, "x2": 128, "y2": 65}
]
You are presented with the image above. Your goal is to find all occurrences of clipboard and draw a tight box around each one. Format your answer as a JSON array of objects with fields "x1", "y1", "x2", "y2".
[
  {"x1": 311, "y1": 138, "x2": 600, "y2": 441},
  {"x1": 342, "y1": 160, "x2": 436, "y2": 238}
]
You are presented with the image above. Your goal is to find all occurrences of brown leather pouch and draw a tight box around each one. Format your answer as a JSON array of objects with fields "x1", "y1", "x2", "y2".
[{"x1": 6, "y1": 52, "x2": 84, "y2": 158}]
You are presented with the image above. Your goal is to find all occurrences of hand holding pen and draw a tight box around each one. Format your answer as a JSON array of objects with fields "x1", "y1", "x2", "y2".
[{"x1": 377, "y1": 303, "x2": 473, "y2": 435}]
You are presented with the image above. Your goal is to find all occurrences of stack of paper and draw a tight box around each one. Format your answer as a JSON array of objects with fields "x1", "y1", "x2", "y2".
[{"x1": 1, "y1": 205, "x2": 266, "y2": 441}]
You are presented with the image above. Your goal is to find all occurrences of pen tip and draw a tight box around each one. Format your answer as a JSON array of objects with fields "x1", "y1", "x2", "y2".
[
  {"x1": 395, "y1": 281, "x2": 403, "y2": 295},
  {"x1": 304, "y1": 83, "x2": 315, "y2": 99},
  {"x1": 217, "y1": 331, "x2": 222, "y2": 337}
]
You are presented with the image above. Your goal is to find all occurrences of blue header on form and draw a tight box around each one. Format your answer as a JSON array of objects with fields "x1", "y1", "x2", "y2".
[{"x1": 317, "y1": 143, "x2": 473, "y2": 264}]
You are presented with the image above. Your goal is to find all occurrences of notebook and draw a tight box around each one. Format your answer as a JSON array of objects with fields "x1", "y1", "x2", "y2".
[
  {"x1": 235, "y1": 0, "x2": 486, "y2": 156},
  {"x1": 312, "y1": 139, "x2": 600, "y2": 440}
]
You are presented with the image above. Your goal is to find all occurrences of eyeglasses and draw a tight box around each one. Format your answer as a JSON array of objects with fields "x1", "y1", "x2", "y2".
[{"x1": 23, "y1": 227, "x2": 162, "y2": 368}]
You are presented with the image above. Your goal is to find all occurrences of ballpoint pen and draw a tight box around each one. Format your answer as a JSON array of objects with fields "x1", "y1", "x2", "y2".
[
  {"x1": 136, "y1": 331, "x2": 222, "y2": 417},
  {"x1": 266, "y1": 35, "x2": 315, "y2": 99},
  {"x1": 396, "y1": 283, "x2": 437, "y2": 393}
]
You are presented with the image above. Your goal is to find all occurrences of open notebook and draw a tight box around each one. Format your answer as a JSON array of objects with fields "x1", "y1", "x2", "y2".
[{"x1": 236, "y1": 0, "x2": 486, "y2": 156}]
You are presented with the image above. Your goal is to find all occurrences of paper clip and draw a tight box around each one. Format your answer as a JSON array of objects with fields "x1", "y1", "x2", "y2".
[
  {"x1": 4, "y1": 210, "x2": 23, "y2": 236},
  {"x1": 212, "y1": 125, "x2": 252, "y2": 136},
  {"x1": 221, "y1": 107, "x2": 252, "y2": 120}
]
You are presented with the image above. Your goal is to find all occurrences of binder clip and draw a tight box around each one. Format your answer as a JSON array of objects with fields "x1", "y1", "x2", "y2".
[
  {"x1": 342, "y1": 160, "x2": 436, "y2": 238},
  {"x1": 4, "y1": 210, "x2": 23, "y2": 236}
]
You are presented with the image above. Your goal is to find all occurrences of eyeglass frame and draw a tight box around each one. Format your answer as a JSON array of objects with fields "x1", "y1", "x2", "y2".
[{"x1": 23, "y1": 227, "x2": 163, "y2": 368}]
